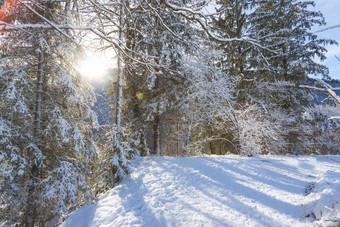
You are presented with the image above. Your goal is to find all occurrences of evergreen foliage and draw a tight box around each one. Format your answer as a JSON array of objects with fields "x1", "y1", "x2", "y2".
[
  {"x1": 0, "y1": 0, "x2": 97, "y2": 225},
  {"x1": 248, "y1": 0, "x2": 337, "y2": 81}
]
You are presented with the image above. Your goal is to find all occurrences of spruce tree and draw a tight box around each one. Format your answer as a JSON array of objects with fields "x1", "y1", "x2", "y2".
[
  {"x1": 192, "y1": 0, "x2": 337, "y2": 155},
  {"x1": 246, "y1": 0, "x2": 337, "y2": 153},
  {"x1": 213, "y1": 0, "x2": 251, "y2": 76},
  {"x1": 0, "y1": 0, "x2": 97, "y2": 225},
  {"x1": 248, "y1": 0, "x2": 336, "y2": 81}
]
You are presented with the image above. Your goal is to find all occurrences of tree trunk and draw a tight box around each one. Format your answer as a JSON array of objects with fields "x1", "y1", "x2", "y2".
[
  {"x1": 139, "y1": 127, "x2": 148, "y2": 156},
  {"x1": 35, "y1": 51, "x2": 44, "y2": 134},
  {"x1": 24, "y1": 45, "x2": 44, "y2": 227},
  {"x1": 177, "y1": 119, "x2": 179, "y2": 156},
  {"x1": 116, "y1": 1, "x2": 125, "y2": 143},
  {"x1": 153, "y1": 103, "x2": 161, "y2": 156},
  {"x1": 24, "y1": 164, "x2": 39, "y2": 227},
  {"x1": 152, "y1": 74, "x2": 161, "y2": 155}
]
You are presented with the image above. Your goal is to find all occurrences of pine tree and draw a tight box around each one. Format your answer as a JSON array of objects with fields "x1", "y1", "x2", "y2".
[
  {"x1": 245, "y1": 0, "x2": 337, "y2": 153},
  {"x1": 248, "y1": 0, "x2": 336, "y2": 81},
  {"x1": 127, "y1": 0, "x2": 201, "y2": 156},
  {"x1": 213, "y1": 0, "x2": 251, "y2": 76},
  {"x1": 0, "y1": 0, "x2": 97, "y2": 224}
]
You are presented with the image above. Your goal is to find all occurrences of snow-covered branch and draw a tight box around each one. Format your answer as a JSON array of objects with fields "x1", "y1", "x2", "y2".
[
  {"x1": 0, "y1": 21, "x2": 92, "y2": 31},
  {"x1": 300, "y1": 80, "x2": 340, "y2": 105},
  {"x1": 300, "y1": 80, "x2": 340, "y2": 120},
  {"x1": 19, "y1": 0, "x2": 82, "y2": 47},
  {"x1": 316, "y1": 23, "x2": 340, "y2": 33},
  {"x1": 299, "y1": 85, "x2": 326, "y2": 91},
  {"x1": 163, "y1": 0, "x2": 276, "y2": 53}
]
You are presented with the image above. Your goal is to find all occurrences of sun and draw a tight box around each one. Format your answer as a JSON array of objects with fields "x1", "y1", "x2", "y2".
[{"x1": 78, "y1": 53, "x2": 109, "y2": 81}]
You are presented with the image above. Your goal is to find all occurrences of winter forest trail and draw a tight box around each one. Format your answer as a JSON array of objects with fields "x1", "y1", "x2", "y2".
[{"x1": 61, "y1": 155, "x2": 340, "y2": 227}]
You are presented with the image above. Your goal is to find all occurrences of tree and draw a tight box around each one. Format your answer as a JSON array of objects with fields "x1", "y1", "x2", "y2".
[
  {"x1": 99, "y1": 0, "x2": 201, "y2": 157},
  {"x1": 248, "y1": 0, "x2": 336, "y2": 81},
  {"x1": 212, "y1": 0, "x2": 251, "y2": 76},
  {"x1": 87, "y1": 0, "x2": 139, "y2": 193},
  {"x1": 126, "y1": 0, "x2": 196, "y2": 156},
  {"x1": 0, "y1": 0, "x2": 97, "y2": 225},
  {"x1": 180, "y1": 0, "x2": 337, "y2": 155}
]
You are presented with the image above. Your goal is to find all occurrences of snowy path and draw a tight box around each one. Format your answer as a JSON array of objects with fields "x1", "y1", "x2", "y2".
[{"x1": 61, "y1": 155, "x2": 340, "y2": 227}]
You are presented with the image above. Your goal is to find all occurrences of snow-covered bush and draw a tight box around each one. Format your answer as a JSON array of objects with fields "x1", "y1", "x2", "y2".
[
  {"x1": 305, "y1": 170, "x2": 340, "y2": 226},
  {"x1": 236, "y1": 104, "x2": 283, "y2": 156}
]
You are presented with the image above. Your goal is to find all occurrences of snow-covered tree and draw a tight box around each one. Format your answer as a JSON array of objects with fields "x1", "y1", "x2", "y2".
[
  {"x1": 248, "y1": 0, "x2": 336, "y2": 81},
  {"x1": 0, "y1": 0, "x2": 98, "y2": 225},
  {"x1": 86, "y1": 0, "x2": 139, "y2": 192},
  {"x1": 178, "y1": 0, "x2": 337, "y2": 155},
  {"x1": 212, "y1": 0, "x2": 252, "y2": 76},
  {"x1": 124, "y1": 0, "x2": 200, "y2": 156},
  {"x1": 87, "y1": 0, "x2": 206, "y2": 159}
]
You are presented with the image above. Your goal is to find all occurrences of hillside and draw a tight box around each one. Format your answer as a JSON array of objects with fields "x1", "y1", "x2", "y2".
[{"x1": 61, "y1": 155, "x2": 340, "y2": 227}]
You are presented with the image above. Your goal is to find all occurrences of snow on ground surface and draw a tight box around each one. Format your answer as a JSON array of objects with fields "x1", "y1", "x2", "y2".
[{"x1": 61, "y1": 155, "x2": 340, "y2": 227}]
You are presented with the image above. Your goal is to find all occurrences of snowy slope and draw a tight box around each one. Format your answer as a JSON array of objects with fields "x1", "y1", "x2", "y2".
[{"x1": 61, "y1": 155, "x2": 340, "y2": 227}]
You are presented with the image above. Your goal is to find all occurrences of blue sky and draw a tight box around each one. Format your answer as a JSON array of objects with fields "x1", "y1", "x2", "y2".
[{"x1": 313, "y1": 0, "x2": 340, "y2": 80}]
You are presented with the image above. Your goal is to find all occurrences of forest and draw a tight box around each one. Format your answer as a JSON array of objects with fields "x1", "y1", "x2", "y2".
[{"x1": 0, "y1": 0, "x2": 339, "y2": 226}]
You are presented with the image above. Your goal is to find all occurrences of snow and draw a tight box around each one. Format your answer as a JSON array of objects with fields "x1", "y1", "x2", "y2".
[
  {"x1": 61, "y1": 155, "x2": 340, "y2": 227},
  {"x1": 304, "y1": 157, "x2": 340, "y2": 226},
  {"x1": 5, "y1": 81, "x2": 17, "y2": 100}
]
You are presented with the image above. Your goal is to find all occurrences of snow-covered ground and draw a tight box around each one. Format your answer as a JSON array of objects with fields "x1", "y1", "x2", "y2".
[{"x1": 61, "y1": 155, "x2": 340, "y2": 227}]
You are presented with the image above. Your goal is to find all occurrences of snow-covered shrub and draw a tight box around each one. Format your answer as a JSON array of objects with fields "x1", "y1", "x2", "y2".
[
  {"x1": 305, "y1": 170, "x2": 340, "y2": 226},
  {"x1": 236, "y1": 104, "x2": 283, "y2": 156},
  {"x1": 315, "y1": 104, "x2": 340, "y2": 120}
]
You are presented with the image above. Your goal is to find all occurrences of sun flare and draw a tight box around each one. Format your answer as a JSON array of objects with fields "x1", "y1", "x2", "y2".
[{"x1": 78, "y1": 54, "x2": 109, "y2": 81}]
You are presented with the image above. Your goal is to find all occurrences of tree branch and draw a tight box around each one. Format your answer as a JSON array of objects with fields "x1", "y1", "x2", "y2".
[
  {"x1": 0, "y1": 21, "x2": 92, "y2": 31},
  {"x1": 316, "y1": 23, "x2": 340, "y2": 33},
  {"x1": 300, "y1": 80, "x2": 340, "y2": 105},
  {"x1": 19, "y1": 0, "x2": 82, "y2": 47}
]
